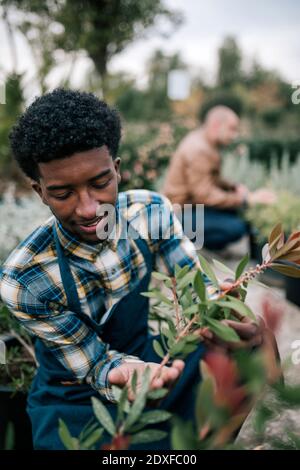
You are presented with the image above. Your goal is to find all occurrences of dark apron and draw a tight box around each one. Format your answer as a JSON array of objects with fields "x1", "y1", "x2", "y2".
[{"x1": 27, "y1": 224, "x2": 205, "y2": 450}]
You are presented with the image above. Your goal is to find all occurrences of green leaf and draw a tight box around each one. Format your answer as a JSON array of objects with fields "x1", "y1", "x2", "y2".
[
  {"x1": 169, "y1": 340, "x2": 186, "y2": 356},
  {"x1": 196, "y1": 377, "x2": 215, "y2": 429},
  {"x1": 181, "y1": 343, "x2": 198, "y2": 355},
  {"x1": 171, "y1": 419, "x2": 199, "y2": 450},
  {"x1": 198, "y1": 254, "x2": 219, "y2": 287},
  {"x1": 177, "y1": 271, "x2": 196, "y2": 290},
  {"x1": 165, "y1": 317, "x2": 177, "y2": 336},
  {"x1": 141, "y1": 291, "x2": 173, "y2": 305},
  {"x1": 175, "y1": 265, "x2": 190, "y2": 280},
  {"x1": 183, "y1": 304, "x2": 199, "y2": 316},
  {"x1": 147, "y1": 388, "x2": 169, "y2": 400},
  {"x1": 274, "y1": 384, "x2": 300, "y2": 405},
  {"x1": 153, "y1": 339, "x2": 165, "y2": 359},
  {"x1": 270, "y1": 263, "x2": 300, "y2": 278},
  {"x1": 116, "y1": 385, "x2": 130, "y2": 423},
  {"x1": 131, "y1": 370, "x2": 138, "y2": 395},
  {"x1": 205, "y1": 317, "x2": 240, "y2": 342},
  {"x1": 124, "y1": 368, "x2": 151, "y2": 431},
  {"x1": 213, "y1": 259, "x2": 235, "y2": 276},
  {"x1": 152, "y1": 272, "x2": 171, "y2": 281},
  {"x1": 139, "y1": 410, "x2": 172, "y2": 425},
  {"x1": 254, "y1": 404, "x2": 274, "y2": 435},
  {"x1": 235, "y1": 254, "x2": 249, "y2": 280},
  {"x1": 58, "y1": 419, "x2": 79, "y2": 450},
  {"x1": 194, "y1": 270, "x2": 206, "y2": 302},
  {"x1": 215, "y1": 298, "x2": 257, "y2": 322},
  {"x1": 91, "y1": 397, "x2": 116, "y2": 436},
  {"x1": 130, "y1": 429, "x2": 168, "y2": 444},
  {"x1": 81, "y1": 428, "x2": 104, "y2": 449},
  {"x1": 174, "y1": 264, "x2": 181, "y2": 276}
]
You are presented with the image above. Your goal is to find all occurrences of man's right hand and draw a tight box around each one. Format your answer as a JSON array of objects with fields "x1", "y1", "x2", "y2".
[
  {"x1": 248, "y1": 188, "x2": 277, "y2": 205},
  {"x1": 108, "y1": 360, "x2": 185, "y2": 401}
]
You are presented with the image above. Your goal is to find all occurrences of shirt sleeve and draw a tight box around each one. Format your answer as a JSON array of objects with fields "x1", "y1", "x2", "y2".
[
  {"x1": 186, "y1": 150, "x2": 244, "y2": 209},
  {"x1": 0, "y1": 273, "x2": 138, "y2": 403}
]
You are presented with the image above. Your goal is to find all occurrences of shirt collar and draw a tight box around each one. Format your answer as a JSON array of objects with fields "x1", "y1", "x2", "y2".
[{"x1": 54, "y1": 206, "x2": 120, "y2": 262}]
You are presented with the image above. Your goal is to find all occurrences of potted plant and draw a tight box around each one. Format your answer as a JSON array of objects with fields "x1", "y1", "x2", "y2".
[{"x1": 0, "y1": 304, "x2": 36, "y2": 449}]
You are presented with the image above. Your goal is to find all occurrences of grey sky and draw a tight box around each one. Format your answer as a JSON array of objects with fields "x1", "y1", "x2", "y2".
[
  {"x1": 111, "y1": 0, "x2": 300, "y2": 83},
  {"x1": 0, "y1": 0, "x2": 299, "y2": 97}
]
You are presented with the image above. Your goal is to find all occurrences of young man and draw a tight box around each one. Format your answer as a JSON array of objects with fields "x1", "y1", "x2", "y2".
[{"x1": 0, "y1": 89, "x2": 265, "y2": 450}]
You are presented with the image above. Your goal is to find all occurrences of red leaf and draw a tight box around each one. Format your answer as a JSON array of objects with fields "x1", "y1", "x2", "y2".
[{"x1": 204, "y1": 352, "x2": 246, "y2": 412}]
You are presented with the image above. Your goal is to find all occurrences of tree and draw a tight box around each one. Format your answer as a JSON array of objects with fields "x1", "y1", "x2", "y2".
[
  {"x1": 217, "y1": 36, "x2": 242, "y2": 89},
  {"x1": 2, "y1": 0, "x2": 183, "y2": 96}
]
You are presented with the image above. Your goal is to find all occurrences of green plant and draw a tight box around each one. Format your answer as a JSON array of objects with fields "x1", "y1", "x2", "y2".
[
  {"x1": 0, "y1": 304, "x2": 37, "y2": 392},
  {"x1": 59, "y1": 224, "x2": 300, "y2": 450},
  {"x1": 246, "y1": 192, "x2": 300, "y2": 243}
]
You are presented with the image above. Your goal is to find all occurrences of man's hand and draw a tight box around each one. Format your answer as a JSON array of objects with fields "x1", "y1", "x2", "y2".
[
  {"x1": 248, "y1": 188, "x2": 277, "y2": 206},
  {"x1": 108, "y1": 360, "x2": 185, "y2": 401},
  {"x1": 197, "y1": 316, "x2": 265, "y2": 353},
  {"x1": 236, "y1": 183, "x2": 249, "y2": 201}
]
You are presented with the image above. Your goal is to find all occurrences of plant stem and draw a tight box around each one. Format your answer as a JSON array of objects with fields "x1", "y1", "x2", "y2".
[
  {"x1": 9, "y1": 330, "x2": 38, "y2": 366},
  {"x1": 171, "y1": 277, "x2": 181, "y2": 329},
  {"x1": 218, "y1": 260, "x2": 271, "y2": 299}
]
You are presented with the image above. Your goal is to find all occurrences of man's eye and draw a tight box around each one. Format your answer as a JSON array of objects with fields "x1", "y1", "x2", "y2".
[
  {"x1": 54, "y1": 192, "x2": 71, "y2": 200},
  {"x1": 93, "y1": 179, "x2": 111, "y2": 189}
]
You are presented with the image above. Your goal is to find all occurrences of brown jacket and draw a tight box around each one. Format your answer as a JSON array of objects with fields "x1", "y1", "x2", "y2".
[{"x1": 162, "y1": 128, "x2": 243, "y2": 209}]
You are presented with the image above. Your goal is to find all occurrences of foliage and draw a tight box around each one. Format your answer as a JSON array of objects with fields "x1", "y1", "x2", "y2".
[
  {"x1": 245, "y1": 193, "x2": 300, "y2": 242},
  {"x1": 0, "y1": 303, "x2": 36, "y2": 392},
  {"x1": 199, "y1": 91, "x2": 244, "y2": 122},
  {"x1": 118, "y1": 121, "x2": 190, "y2": 192},
  {"x1": 223, "y1": 148, "x2": 300, "y2": 194},
  {"x1": 217, "y1": 36, "x2": 242, "y2": 89},
  {"x1": 59, "y1": 367, "x2": 171, "y2": 450},
  {"x1": 0, "y1": 73, "x2": 25, "y2": 176},
  {"x1": 58, "y1": 224, "x2": 300, "y2": 450},
  {"x1": 2, "y1": 0, "x2": 182, "y2": 95}
]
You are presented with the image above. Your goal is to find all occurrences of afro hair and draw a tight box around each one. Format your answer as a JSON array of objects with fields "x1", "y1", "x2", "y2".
[{"x1": 9, "y1": 88, "x2": 122, "y2": 181}]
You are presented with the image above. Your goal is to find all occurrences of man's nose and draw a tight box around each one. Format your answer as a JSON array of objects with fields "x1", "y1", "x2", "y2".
[{"x1": 75, "y1": 192, "x2": 98, "y2": 220}]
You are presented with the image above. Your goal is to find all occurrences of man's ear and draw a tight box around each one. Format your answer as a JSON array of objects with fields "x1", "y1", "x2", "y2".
[
  {"x1": 114, "y1": 157, "x2": 121, "y2": 184},
  {"x1": 31, "y1": 180, "x2": 49, "y2": 206}
]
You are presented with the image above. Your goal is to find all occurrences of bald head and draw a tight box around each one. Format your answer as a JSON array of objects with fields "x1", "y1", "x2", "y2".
[{"x1": 203, "y1": 105, "x2": 240, "y2": 146}]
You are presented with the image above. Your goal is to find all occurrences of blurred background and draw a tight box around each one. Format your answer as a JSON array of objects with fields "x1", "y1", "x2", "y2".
[{"x1": 0, "y1": 0, "x2": 300, "y2": 261}]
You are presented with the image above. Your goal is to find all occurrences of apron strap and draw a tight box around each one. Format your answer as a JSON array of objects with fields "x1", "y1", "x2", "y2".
[
  {"x1": 53, "y1": 218, "x2": 153, "y2": 326},
  {"x1": 53, "y1": 225, "x2": 92, "y2": 317}
]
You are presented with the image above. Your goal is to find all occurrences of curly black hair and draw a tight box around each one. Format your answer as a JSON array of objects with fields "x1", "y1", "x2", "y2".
[{"x1": 9, "y1": 88, "x2": 122, "y2": 181}]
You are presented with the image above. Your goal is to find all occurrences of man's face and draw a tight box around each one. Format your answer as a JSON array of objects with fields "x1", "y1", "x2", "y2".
[
  {"x1": 32, "y1": 147, "x2": 121, "y2": 243},
  {"x1": 218, "y1": 116, "x2": 240, "y2": 147}
]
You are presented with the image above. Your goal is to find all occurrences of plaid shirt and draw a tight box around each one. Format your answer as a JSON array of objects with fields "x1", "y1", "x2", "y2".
[{"x1": 0, "y1": 190, "x2": 214, "y2": 402}]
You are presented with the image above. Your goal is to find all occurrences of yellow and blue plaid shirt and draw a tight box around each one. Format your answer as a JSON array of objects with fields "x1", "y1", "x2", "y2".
[{"x1": 0, "y1": 190, "x2": 214, "y2": 402}]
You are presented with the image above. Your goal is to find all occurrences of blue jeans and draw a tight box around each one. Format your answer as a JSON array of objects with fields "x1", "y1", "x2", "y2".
[{"x1": 182, "y1": 206, "x2": 249, "y2": 250}]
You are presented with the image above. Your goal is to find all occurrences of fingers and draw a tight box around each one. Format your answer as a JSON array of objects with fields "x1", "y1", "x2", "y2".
[
  {"x1": 220, "y1": 280, "x2": 240, "y2": 298},
  {"x1": 108, "y1": 366, "x2": 128, "y2": 386},
  {"x1": 151, "y1": 360, "x2": 185, "y2": 387},
  {"x1": 222, "y1": 319, "x2": 258, "y2": 340}
]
